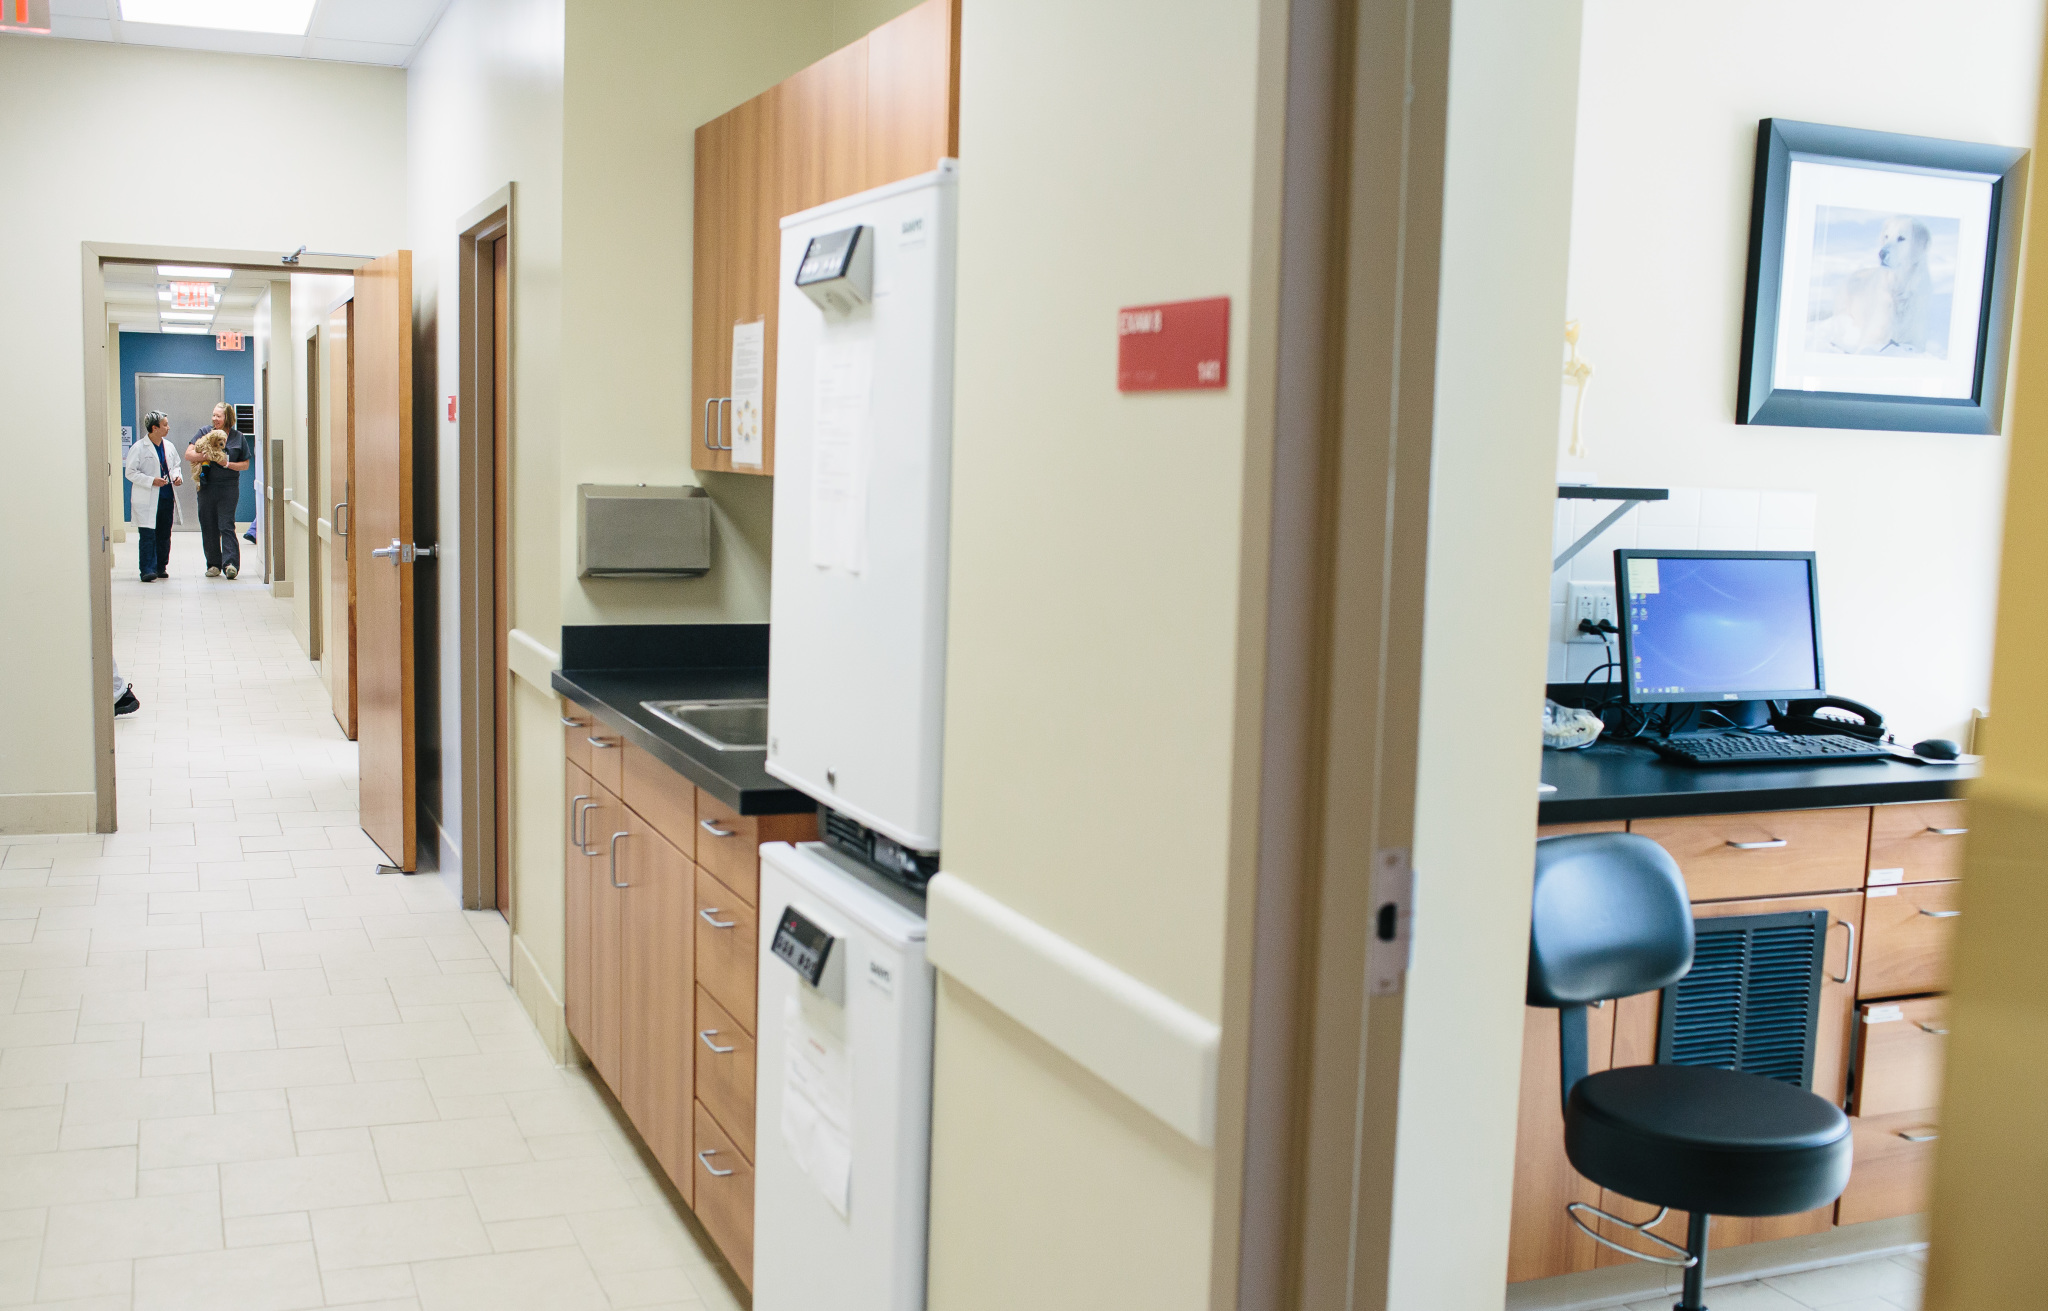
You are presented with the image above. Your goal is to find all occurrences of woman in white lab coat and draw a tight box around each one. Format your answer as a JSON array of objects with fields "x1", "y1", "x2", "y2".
[{"x1": 123, "y1": 410, "x2": 184, "y2": 580}]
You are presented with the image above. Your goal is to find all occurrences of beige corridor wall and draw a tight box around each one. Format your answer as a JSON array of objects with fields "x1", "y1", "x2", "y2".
[
  {"x1": 0, "y1": 36, "x2": 404, "y2": 834},
  {"x1": 929, "y1": 0, "x2": 1284, "y2": 1305}
]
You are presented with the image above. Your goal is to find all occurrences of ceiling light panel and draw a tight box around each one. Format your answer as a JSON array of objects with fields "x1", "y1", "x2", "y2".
[
  {"x1": 161, "y1": 324, "x2": 212, "y2": 334},
  {"x1": 121, "y1": 0, "x2": 316, "y2": 35},
  {"x1": 159, "y1": 311, "x2": 214, "y2": 321},
  {"x1": 155, "y1": 264, "x2": 233, "y2": 278}
]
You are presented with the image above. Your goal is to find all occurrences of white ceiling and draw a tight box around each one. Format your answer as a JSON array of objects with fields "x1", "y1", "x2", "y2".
[
  {"x1": 46, "y1": 0, "x2": 449, "y2": 67},
  {"x1": 104, "y1": 262, "x2": 285, "y2": 336}
]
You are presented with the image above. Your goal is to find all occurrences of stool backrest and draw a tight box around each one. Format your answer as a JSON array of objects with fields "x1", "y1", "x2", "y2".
[{"x1": 1528, "y1": 832, "x2": 1693, "y2": 1007}]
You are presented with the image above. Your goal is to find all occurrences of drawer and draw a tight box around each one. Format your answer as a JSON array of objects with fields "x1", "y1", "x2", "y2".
[
  {"x1": 1836, "y1": 1110, "x2": 1939, "y2": 1226},
  {"x1": 562, "y1": 698, "x2": 592, "y2": 775},
  {"x1": 1854, "y1": 996, "x2": 1946, "y2": 1117},
  {"x1": 695, "y1": 866, "x2": 758, "y2": 1029},
  {"x1": 1629, "y1": 808, "x2": 1870, "y2": 901},
  {"x1": 694, "y1": 789, "x2": 760, "y2": 905},
  {"x1": 1857, "y1": 881, "x2": 1959, "y2": 999},
  {"x1": 1536, "y1": 821, "x2": 1625, "y2": 839},
  {"x1": 623, "y1": 739, "x2": 695, "y2": 854},
  {"x1": 693, "y1": 1100, "x2": 754, "y2": 1286},
  {"x1": 1868, "y1": 801, "x2": 1968, "y2": 887},
  {"x1": 582, "y1": 720, "x2": 625, "y2": 796},
  {"x1": 695, "y1": 985, "x2": 755, "y2": 1160}
]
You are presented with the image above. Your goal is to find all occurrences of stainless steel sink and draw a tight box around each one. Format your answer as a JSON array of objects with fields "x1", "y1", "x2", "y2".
[{"x1": 641, "y1": 699, "x2": 769, "y2": 751}]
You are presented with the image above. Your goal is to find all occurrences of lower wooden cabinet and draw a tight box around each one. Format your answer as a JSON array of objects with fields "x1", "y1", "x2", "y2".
[
  {"x1": 1836, "y1": 1110, "x2": 1940, "y2": 1225},
  {"x1": 695, "y1": 868, "x2": 759, "y2": 1027},
  {"x1": 571, "y1": 785, "x2": 627, "y2": 1093},
  {"x1": 696, "y1": 985, "x2": 756, "y2": 1160},
  {"x1": 1857, "y1": 881, "x2": 1959, "y2": 998},
  {"x1": 694, "y1": 1101, "x2": 756, "y2": 1288},
  {"x1": 620, "y1": 811, "x2": 695, "y2": 1201},
  {"x1": 1852, "y1": 997, "x2": 1946, "y2": 1118}
]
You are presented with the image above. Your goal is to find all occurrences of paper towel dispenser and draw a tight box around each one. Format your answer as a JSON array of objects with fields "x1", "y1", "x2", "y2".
[{"x1": 576, "y1": 484, "x2": 711, "y2": 578}]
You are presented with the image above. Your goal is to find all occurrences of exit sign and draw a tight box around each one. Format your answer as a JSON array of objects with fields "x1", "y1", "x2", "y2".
[
  {"x1": 170, "y1": 282, "x2": 217, "y2": 310},
  {"x1": 216, "y1": 332, "x2": 244, "y2": 351},
  {"x1": 0, "y1": 0, "x2": 50, "y2": 32},
  {"x1": 1117, "y1": 297, "x2": 1229, "y2": 392}
]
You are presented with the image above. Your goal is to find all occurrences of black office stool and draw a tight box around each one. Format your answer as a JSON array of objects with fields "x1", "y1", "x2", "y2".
[{"x1": 1527, "y1": 833, "x2": 1854, "y2": 1311}]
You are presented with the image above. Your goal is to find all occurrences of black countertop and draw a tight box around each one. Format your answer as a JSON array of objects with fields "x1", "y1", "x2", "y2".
[
  {"x1": 1539, "y1": 740, "x2": 1977, "y2": 825},
  {"x1": 549, "y1": 624, "x2": 817, "y2": 816}
]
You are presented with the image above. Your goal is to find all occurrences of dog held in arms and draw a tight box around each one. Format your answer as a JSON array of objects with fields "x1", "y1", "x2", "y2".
[{"x1": 1827, "y1": 216, "x2": 1936, "y2": 355}]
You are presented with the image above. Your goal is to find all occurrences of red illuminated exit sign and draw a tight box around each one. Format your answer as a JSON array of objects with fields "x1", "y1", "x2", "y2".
[
  {"x1": 1117, "y1": 296, "x2": 1229, "y2": 392},
  {"x1": 0, "y1": 0, "x2": 51, "y2": 32}
]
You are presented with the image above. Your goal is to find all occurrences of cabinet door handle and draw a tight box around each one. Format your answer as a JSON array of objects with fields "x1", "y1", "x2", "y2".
[
  {"x1": 1829, "y1": 918, "x2": 1855, "y2": 985},
  {"x1": 570, "y1": 794, "x2": 590, "y2": 847},
  {"x1": 1925, "y1": 826, "x2": 1969, "y2": 836},
  {"x1": 576, "y1": 801, "x2": 601, "y2": 856},
  {"x1": 609, "y1": 831, "x2": 630, "y2": 889},
  {"x1": 1917, "y1": 908, "x2": 1962, "y2": 919},
  {"x1": 587, "y1": 736, "x2": 616, "y2": 749},
  {"x1": 1916, "y1": 1022, "x2": 1950, "y2": 1036},
  {"x1": 1898, "y1": 1129, "x2": 1940, "y2": 1143},
  {"x1": 699, "y1": 907, "x2": 735, "y2": 929},
  {"x1": 1725, "y1": 838, "x2": 1788, "y2": 850},
  {"x1": 560, "y1": 715, "x2": 584, "y2": 727},
  {"x1": 698, "y1": 1148, "x2": 735, "y2": 1177},
  {"x1": 699, "y1": 818, "x2": 735, "y2": 838},
  {"x1": 333, "y1": 500, "x2": 348, "y2": 539},
  {"x1": 699, "y1": 1029, "x2": 735, "y2": 1054}
]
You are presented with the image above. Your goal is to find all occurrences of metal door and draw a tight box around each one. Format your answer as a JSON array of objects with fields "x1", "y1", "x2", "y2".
[{"x1": 133, "y1": 373, "x2": 222, "y2": 532}]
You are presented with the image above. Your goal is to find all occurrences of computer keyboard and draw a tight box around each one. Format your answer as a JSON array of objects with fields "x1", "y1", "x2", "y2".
[{"x1": 1650, "y1": 732, "x2": 1894, "y2": 766}]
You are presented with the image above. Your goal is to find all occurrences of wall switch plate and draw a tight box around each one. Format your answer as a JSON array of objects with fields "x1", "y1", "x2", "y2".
[{"x1": 1567, "y1": 582, "x2": 1617, "y2": 643}]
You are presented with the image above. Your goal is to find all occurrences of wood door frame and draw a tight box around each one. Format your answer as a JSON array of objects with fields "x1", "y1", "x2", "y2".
[
  {"x1": 304, "y1": 323, "x2": 325, "y2": 663},
  {"x1": 78, "y1": 243, "x2": 365, "y2": 832},
  {"x1": 455, "y1": 185, "x2": 516, "y2": 913},
  {"x1": 324, "y1": 295, "x2": 359, "y2": 740}
]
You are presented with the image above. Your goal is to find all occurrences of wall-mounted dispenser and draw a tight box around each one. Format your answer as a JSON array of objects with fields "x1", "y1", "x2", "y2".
[{"x1": 577, "y1": 484, "x2": 712, "y2": 578}]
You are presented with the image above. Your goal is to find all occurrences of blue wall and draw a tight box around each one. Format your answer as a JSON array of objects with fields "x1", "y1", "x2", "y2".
[{"x1": 120, "y1": 330, "x2": 257, "y2": 523}]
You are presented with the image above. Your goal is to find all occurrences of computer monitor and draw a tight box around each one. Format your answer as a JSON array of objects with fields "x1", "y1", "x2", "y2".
[{"x1": 1614, "y1": 549, "x2": 1825, "y2": 707}]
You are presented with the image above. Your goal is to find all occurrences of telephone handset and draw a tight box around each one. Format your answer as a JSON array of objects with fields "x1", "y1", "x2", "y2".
[{"x1": 1773, "y1": 697, "x2": 1886, "y2": 743}]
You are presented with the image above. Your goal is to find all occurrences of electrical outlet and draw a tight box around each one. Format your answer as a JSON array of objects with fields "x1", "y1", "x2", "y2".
[{"x1": 1567, "y1": 582, "x2": 1617, "y2": 643}]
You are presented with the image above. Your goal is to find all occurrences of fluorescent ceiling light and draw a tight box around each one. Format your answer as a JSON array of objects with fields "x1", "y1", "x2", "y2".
[
  {"x1": 156, "y1": 265, "x2": 232, "y2": 279},
  {"x1": 120, "y1": 0, "x2": 315, "y2": 36},
  {"x1": 159, "y1": 311, "x2": 214, "y2": 322},
  {"x1": 161, "y1": 324, "x2": 212, "y2": 334}
]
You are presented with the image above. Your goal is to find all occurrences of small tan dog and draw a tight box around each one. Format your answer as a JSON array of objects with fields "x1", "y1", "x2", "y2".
[{"x1": 192, "y1": 428, "x2": 230, "y2": 480}]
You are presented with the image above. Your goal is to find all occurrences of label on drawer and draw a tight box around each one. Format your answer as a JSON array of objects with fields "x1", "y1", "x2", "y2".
[
  {"x1": 1868, "y1": 886, "x2": 1898, "y2": 897},
  {"x1": 1866, "y1": 1005, "x2": 1905, "y2": 1024},
  {"x1": 1870, "y1": 867, "x2": 1905, "y2": 886}
]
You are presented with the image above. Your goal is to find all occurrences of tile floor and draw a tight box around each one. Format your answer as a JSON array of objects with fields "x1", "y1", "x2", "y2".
[
  {"x1": 1612, "y1": 1247, "x2": 1923, "y2": 1311},
  {"x1": 0, "y1": 544, "x2": 740, "y2": 1309}
]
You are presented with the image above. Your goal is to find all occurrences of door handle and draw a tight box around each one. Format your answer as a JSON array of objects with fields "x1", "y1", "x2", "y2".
[
  {"x1": 699, "y1": 1029, "x2": 734, "y2": 1054},
  {"x1": 333, "y1": 500, "x2": 348, "y2": 538},
  {"x1": 608, "y1": 831, "x2": 630, "y2": 889},
  {"x1": 560, "y1": 715, "x2": 584, "y2": 727},
  {"x1": 371, "y1": 539, "x2": 401, "y2": 561},
  {"x1": 371, "y1": 538, "x2": 438, "y2": 564},
  {"x1": 1925, "y1": 826, "x2": 1968, "y2": 836},
  {"x1": 569, "y1": 794, "x2": 590, "y2": 847},
  {"x1": 699, "y1": 818, "x2": 735, "y2": 838},
  {"x1": 1829, "y1": 918, "x2": 1855, "y2": 985},
  {"x1": 1917, "y1": 908, "x2": 1962, "y2": 919},
  {"x1": 699, "y1": 907, "x2": 734, "y2": 929},
  {"x1": 1898, "y1": 1128, "x2": 1939, "y2": 1143},
  {"x1": 1725, "y1": 838, "x2": 1788, "y2": 850},
  {"x1": 1916, "y1": 1022, "x2": 1949, "y2": 1036},
  {"x1": 576, "y1": 800, "x2": 599, "y2": 856},
  {"x1": 698, "y1": 1149, "x2": 735, "y2": 1177},
  {"x1": 703, "y1": 396, "x2": 733, "y2": 452},
  {"x1": 587, "y1": 736, "x2": 616, "y2": 749}
]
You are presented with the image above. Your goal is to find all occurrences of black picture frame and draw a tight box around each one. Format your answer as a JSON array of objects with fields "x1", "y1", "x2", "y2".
[{"x1": 1737, "y1": 118, "x2": 2027, "y2": 434}]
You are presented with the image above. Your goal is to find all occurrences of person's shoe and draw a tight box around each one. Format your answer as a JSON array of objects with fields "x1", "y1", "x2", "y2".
[
  {"x1": 224, "y1": 565, "x2": 238, "y2": 580},
  {"x1": 206, "y1": 567, "x2": 221, "y2": 578},
  {"x1": 114, "y1": 689, "x2": 141, "y2": 716},
  {"x1": 141, "y1": 573, "x2": 157, "y2": 582}
]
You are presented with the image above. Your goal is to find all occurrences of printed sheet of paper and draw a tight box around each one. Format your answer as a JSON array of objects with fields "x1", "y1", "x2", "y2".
[
  {"x1": 808, "y1": 335, "x2": 874, "y2": 574},
  {"x1": 781, "y1": 992, "x2": 852, "y2": 1217},
  {"x1": 730, "y1": 319, "x2": 766, "y2": 469}
]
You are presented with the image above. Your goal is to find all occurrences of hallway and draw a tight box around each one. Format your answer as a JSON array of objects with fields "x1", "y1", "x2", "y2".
[{"x1": 0, "y1": 549, "x2": 737, "y2": 1310}]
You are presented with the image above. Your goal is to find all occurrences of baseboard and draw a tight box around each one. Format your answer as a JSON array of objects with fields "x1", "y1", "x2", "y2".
[
  {"x1": 0, "y1": 792, "x2": 96, "y2": 836},
  {"x1": 1504, "y1": 1215, "x2": 1929, "y2": 1310},
  {"x1": 270, "y1": 579, "x2": 293, "y2": 598},
  {"x1": 511, "y1": 932, "x2": 569, "y2": 1064}
]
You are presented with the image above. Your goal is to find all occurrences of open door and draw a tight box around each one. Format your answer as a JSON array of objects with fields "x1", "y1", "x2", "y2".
[
  {"x1": 354, "y1": 252, "x2": 417, "y2": 871},
  {"x1": 327, "y1": 301, "x2": 357, "y2": 740}
]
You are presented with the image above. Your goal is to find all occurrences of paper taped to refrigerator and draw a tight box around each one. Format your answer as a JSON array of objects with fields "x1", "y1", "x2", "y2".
[
  {"x1": 731, "y1": 319, "x2": 765, "y2": 469},
  {"x1": 809, "y1": 335, "x2": 873, "y2": 574},
  {"x1": 781, "y1": 992, "x2": 853, "y2": 1217}
]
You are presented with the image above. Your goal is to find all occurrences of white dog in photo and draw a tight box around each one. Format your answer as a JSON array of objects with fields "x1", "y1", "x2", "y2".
[{"x1": 1826, "y1": 216, "x2": 1936, "y2": 355}]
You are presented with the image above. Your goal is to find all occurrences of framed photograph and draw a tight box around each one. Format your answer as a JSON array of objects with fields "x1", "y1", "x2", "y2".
[{"x1": 1737, "y1": 118, "x2": 2026, "y2": 433}]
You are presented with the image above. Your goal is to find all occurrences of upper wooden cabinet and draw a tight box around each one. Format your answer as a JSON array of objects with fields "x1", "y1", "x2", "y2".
[{"x1": 692, "y1": 0, "x2": 961, "y2": 476}]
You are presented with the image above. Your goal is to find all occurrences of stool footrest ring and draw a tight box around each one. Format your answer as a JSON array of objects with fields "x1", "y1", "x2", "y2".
[{"x1": 1565, "y1": 1201, "x2": 1699, "y2": 1268}]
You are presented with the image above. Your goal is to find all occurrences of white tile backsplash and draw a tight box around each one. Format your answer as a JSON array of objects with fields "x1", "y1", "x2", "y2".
[{"x1": 1547, "y1": 486, "x2": 1820, "y2": 688}]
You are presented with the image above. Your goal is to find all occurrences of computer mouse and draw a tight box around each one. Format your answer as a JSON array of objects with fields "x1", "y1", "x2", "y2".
[{"x1": 1913, "y1": 738, "x2": 1960, "y2": 761}]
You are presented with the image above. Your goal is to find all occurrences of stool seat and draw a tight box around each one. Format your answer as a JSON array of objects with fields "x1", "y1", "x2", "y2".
[{"x1": 1566, "y1": 1064, "x2": 1854, "y2": 1218}]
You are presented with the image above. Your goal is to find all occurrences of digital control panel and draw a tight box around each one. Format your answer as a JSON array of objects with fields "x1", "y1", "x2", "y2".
[
  {"x1": 770, "y1": 904, "x2": 835, "y2": 988},
  {"x1": 794, "y1": 225, "x2": 873, "y2": 315}
]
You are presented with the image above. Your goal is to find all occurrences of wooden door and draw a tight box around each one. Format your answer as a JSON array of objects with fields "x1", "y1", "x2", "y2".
[
  {"x1": 587, "y1": 789, "x2": 626, "y2": 1092},
  {"x1": 564, "y1": 763, "x2": 594, "y2": 1053},
  {"x1": 327, "y1": 301, "x2": 357, "y2": 740},
  {"x1": 353, "y1": 251, "x2": 417, "y2": 870},
  {"x1": 620, "y1": 810, "x2": 694, "y2": 1199},
  {"x1": 492, "y1": 238, "x2": 512, "y2": 915}
]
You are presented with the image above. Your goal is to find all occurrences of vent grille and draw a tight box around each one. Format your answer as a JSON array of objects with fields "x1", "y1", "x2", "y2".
[
  {"x1": 823, "y1": 809, "x2": 865, "y2": 849},
  {"x1": 1657, "y1": 909, "x2": 1826, "y2": 1088}
]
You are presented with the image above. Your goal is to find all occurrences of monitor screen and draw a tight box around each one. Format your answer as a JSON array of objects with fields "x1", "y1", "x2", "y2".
[{"x1": 1615, "y1": 550, "x2": 1823, "y2": 704}]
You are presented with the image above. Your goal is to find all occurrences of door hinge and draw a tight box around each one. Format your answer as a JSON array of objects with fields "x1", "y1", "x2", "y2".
[{"x1": 1367, "y1": 847, "x2": 1414, "y2": 997}]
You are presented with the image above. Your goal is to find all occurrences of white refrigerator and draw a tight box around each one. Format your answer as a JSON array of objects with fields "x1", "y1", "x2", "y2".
[
  {"x1": 764, "y1": 163, "x2": 959, "y2": 855},
  {"x1": 755, "y1": 841, "x2": 933, "y2": 1311}
]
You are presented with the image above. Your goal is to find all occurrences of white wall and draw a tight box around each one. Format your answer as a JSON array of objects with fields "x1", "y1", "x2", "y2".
[
  {"x1": 0, "y1": 35, "x2": 404, "y2": 833},
  {"x1": 1560, "y1": 0, "x2": 2045, "y2": 743}
]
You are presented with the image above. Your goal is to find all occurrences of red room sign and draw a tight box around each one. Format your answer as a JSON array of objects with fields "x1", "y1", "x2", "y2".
[{"x1": 1117, "y1": 296, "x2": 1229, "y2": 392}]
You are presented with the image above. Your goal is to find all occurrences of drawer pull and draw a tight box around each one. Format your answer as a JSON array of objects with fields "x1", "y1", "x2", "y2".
[
  {"x1": 1925, "y1": 826, "x2": 1969, "y2": 836},
  {"x1": 570, "y1": 794, "x2": 590, "y2": 846},
  {"x1": 1726, "y1": 838, "x2": 1788, "y2": 851},
  {"x1": 699, "y1": 907, "x2": 735, "y2": 929},
  {"x1": 1898, "y1": 1129, "x2": 1940, "y2": 1143},
  {"x1": 700, "y1": 818, "x2": 736, "y2": 838},
  {"x1": 698, "y1": 1148, "x2": 735, "y2": 1177},
  {"x1": 700, "y1": 1029, "x2": 735, "y2": 1054},
  {"x1": 609, "y1": 831, "x2": 630, "y2": 889},
  {"x1": 587, "y1": 735, "x2": 617, "y2": 749},
  {"x1": 1916, "y1": 1022, "x2": 1950, "y2": 1036},
  {"x1": 559, "y1": 715, "x2": 584, "y2": 727},
  {"x1": 576, "y1": 800, "x2": 600, "y2": 856},
  {"x1": 1918, "y1": 908, "x2": 1962, "y2": 919},
  {"x1": 1830, "y1": 918, "x2": 1855, "y2": 985}
]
